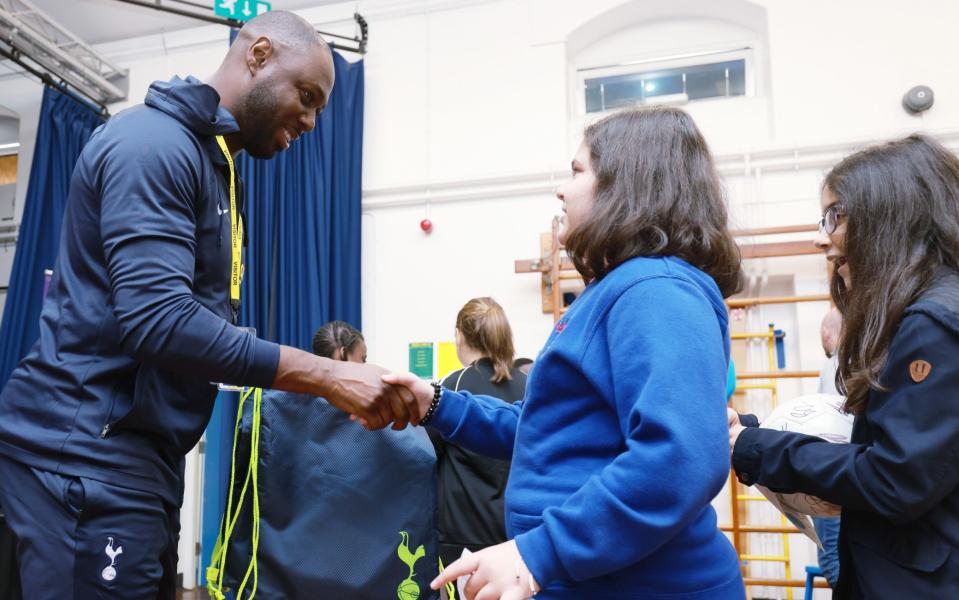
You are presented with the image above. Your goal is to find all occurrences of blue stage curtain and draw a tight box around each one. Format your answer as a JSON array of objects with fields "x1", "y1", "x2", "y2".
[
  {"x1": 238, "y1": 51, "x2": 365, "y2": 344},
  {"x1": 0, "y1": 86, "x2": 104, "y2": 388},
  {"x1": 201, "y1": 51, "x2": 365, "y2": 583}
]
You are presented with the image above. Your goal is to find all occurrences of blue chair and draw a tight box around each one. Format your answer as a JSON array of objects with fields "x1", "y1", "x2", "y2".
[{"x1": 804, "y1": 565, "x2": 825, "y2": 600}]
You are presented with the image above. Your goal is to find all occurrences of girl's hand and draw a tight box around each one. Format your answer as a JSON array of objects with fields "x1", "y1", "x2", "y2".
[
  {"x1": 728, "y1": 407, "x2": 746, "y2": 456},
  {"x1": 431, "y1": 540, "x2": 540, "y2": 600},
  {"x1": 382, "y1": 371, "x2": 435, "y2": 419},
  {"x1": 430, "y1": 540, "x2": 539, "y2": 600},
  {"x1": 350, "y1": 371, "x2": 434, "y2": 430}
]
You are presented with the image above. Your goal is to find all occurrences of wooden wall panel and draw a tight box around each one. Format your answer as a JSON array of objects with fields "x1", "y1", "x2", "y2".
[{"x1": 0, "y1": 155, "x2": 17, "y2": 185}]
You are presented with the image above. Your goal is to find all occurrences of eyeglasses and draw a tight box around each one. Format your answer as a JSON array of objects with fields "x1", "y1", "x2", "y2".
[{"x1": 818, "y1": 204, "x2": 845, "y2": 234}]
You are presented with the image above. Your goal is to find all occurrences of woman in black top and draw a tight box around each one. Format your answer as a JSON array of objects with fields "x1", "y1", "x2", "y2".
[{"x1": 430, "y1": 297, "x2": 527, "y2": 569}]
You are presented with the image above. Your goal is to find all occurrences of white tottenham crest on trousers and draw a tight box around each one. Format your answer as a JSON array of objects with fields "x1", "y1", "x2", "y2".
[{"x1": 102, "y1": 537, "x2": 124, "y2": 582}]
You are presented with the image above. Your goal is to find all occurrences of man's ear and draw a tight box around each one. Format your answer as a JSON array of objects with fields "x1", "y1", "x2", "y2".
[{"x1": 246, "y1": 36, "x2": 274, "y2": 76}]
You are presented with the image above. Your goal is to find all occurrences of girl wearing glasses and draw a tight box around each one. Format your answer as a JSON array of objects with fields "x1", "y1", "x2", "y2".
[
  {"x1": 729, "y1": 134, "x2": 959, "y2": 598},
  {"x1": 386, "y1": 106, "x2": 746, "y2": 599}
]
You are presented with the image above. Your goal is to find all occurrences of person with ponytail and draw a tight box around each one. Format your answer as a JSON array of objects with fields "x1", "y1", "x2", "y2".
[
  {"x1": 429, "y1": 298, "x2": 528, "y2": 570},
  {"x1": 312, "y1": 319, "x2": 369, "y2": 363},
  {"x1": 728, "y1": 134, "x2": 959, "y2": 598}
]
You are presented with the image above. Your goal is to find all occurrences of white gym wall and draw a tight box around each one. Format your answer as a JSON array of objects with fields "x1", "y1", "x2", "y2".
[{"x1": 3, "y1": 0, "x2": 959, "y2": 595}]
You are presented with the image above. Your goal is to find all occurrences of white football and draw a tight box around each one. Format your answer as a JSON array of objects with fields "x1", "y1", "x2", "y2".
[{"x1": 756, "y1": 393, "x2": 853, "y2": 517}]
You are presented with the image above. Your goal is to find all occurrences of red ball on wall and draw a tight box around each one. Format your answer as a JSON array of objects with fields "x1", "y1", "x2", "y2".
[{"x1": 420, "y1": 218, "x2": 433, "y2": 233}]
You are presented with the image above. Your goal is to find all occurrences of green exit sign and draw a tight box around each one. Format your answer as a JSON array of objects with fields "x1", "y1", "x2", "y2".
[{"x1": 214, "y1": 0, "x2": 272, "y2": 22}]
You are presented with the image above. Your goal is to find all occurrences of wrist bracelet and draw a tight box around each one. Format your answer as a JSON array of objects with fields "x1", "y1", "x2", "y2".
[{"x1": 419, "y1": 381, "x2": 443, "y2": 426}]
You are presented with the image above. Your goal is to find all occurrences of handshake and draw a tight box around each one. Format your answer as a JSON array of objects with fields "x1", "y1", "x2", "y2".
[
  {"x1": 272, "y1": 346, "x2": 439, "y2": 430},
  {"x1": 328, "y1": 362, "x2": 439, "y2": 430}
]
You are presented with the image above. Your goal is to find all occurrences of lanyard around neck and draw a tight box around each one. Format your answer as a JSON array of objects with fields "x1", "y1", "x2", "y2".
[{"x1": 215, "y1": 135, "x2": 242, "y2": 309}]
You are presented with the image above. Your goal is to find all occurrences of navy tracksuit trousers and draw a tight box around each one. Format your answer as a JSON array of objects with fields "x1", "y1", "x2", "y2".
[{"x1": 0, "y1": 455, "x2": 179, "y2": 599}]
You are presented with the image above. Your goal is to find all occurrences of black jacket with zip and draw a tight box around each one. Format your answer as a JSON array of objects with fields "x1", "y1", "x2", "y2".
[
  {"x1": 0, "y1": 76, "x2": 280, "y2": 506},
  {"x1": 734, "y1": 269, "x2": 959, "y2": 598},
  {"x1": 429, "y1": 358, "x2": 527, "y2": 566}
]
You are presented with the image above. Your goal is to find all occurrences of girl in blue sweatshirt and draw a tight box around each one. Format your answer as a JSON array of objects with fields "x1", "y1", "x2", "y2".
[{"x1": 386, "y1": 107, "x2": 745, "y2": 599}]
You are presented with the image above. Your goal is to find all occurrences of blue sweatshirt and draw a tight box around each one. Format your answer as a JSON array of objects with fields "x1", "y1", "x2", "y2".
[
  {"x1": 0, "y1": 77, "x2": 280, "y2": 505},
  {"x1": 430, "y1": 256, "x2": 744, "y2": 598}
]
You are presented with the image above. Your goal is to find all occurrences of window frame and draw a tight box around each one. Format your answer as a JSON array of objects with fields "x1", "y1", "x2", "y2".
[{"x1": 574, "y1": 47, "x2": 756, "y2": 116}]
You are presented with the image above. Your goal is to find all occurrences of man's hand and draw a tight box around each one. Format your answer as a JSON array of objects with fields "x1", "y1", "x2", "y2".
[
  {"x1": 430, "y1": 540, "x2": 539, "y2": 600},
  {"x1": 381, "y1": 371, "x2": 435, "y2": 417},
  {"x1": 728, "y1": 407, "x2": 746, "y2": 456},
  {"x1": 325, "y1": 361, "x2": 421, "y2": 430},
  {"x1": 271, "y1": 346, "x2": 421, "y2": 430}
]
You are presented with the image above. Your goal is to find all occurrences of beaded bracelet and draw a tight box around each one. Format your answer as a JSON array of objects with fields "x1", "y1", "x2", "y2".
[{"x1": 419, "y1": 381, "x2": 443, "y2": 426}]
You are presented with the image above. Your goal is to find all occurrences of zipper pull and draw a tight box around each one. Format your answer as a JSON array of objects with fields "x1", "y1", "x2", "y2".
[{"x1": 100, "y1": 424, "x2": 111, "y2": 438}]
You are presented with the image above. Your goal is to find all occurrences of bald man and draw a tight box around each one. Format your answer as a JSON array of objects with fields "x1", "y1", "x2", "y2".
[
  {"x1": 819, "y1": 305, "x2": 842, "y2": 394},
  {"x1": 0, "y1": 11, "x2": 417, "y2": 599}
]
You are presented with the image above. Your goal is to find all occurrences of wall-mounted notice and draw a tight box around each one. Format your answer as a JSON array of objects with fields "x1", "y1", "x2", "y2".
[{"x1": 408, "y1": 342, "x2": 434, "y2": 379}]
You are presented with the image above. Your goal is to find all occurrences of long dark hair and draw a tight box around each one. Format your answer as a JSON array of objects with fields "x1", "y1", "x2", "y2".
[
  {"x1": 456, "y1": 297, "x2": 516, "y2": 383},
  {"x1": 312, "y1": 320, "x2": 364, "y2": 360},
  {"x1": 564, "y1": 106, "x2": 743, "y2": 297},
  {"x1": 826, "y1": 134, "x2": 959, "y2": 414}
]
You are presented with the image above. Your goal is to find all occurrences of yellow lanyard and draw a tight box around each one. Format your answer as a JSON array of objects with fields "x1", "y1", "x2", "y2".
[{"x1": 215, "y1": 135, "x2": 243, "y2": 309}]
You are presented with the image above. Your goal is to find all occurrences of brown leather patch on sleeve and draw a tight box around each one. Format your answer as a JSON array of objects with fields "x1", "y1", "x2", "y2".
[{"x1": 910, "y1": 360, "x2": 932, "y2": 383}]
